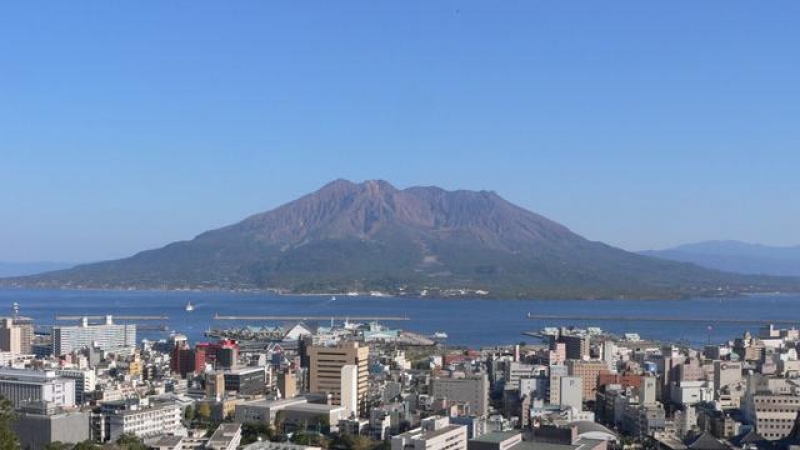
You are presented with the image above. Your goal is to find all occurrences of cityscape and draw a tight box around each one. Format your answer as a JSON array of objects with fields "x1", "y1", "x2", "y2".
[
  {"x1": 0, "y1": 305, "x2": 800, "y2": 450},
  {"x1": 3, "y1": 2, "x2": 800, "y2": 450}
]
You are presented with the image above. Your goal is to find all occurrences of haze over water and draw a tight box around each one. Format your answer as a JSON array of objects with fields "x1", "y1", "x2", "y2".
[{"x1": 1, "y1": 289, "x2": 795, "y2": 348}]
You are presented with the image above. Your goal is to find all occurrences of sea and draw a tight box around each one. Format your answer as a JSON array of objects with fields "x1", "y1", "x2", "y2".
[{"x1": 0, "y1": 289, "x2": 796, "y2": 348}]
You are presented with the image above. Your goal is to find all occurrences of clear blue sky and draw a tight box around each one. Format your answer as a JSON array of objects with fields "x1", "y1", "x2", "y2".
[{"x1": 2, "y1": 2, "x2": 799, "y2": 262}]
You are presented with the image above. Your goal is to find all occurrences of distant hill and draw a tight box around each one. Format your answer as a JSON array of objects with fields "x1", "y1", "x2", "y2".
[
  {"x1": 3, "y1": 180, "x2": 799, "y2": 299},
  {"x1": 0, "y1": 261, "x2": 76, "y2": 278},
  {"x1": 641, "y1": 240, "x2": 800, "y2": 277}
]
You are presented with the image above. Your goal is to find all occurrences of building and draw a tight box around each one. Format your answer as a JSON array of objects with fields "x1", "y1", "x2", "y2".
[
  {"x1": 281, "y1": 403, "x2": 345, "y2": 434},
  {"x1": 53, "y1": 316, "x2": 136, "y2": 356},
  {"x1": 194, "y1": 340, "x2": 241, "y2": 372},
  {"x1": 567, "y1": 360, "x2": 609, "y2": 400},
  {"x1": 12, "y1": 403, "x2": 90, "y2": 450},
  {"x1": 341, "y1": 364, "x2": 358, "y2": 419},
  {"x1": 560, "y1": 335, "x2": 591, "y2": 361},
  {"x1": 207, "y1": 371, "x2": 226, "y2": 400},
  {"x1": 559, "y1": 376, "x2": 583, "y2": 411},
  {"x1": 0, "y1": 367, "x2": 75, "y2": 408},
  {"x1": 97, "y1": 402, "x2": 184, "y2": 442},
  {"x1": 308, "y1": 342, "x2": 369, "y2": 414},
  {"x1": 234, "y1": 398, "x2": 308, "y2": 425},
  {"x1": 223, "y1": 366, "x2": 268, "y2": 396},
  {"x1": 391, "y1": 416, "x2": 467, "y2": 450},
  {"x1": 55, "y1": 368, "x2": 96, "y2": 405},
  {"x1": 277, "y1": 370, "x2": 297, "y2": 399},
  {"x1": 505, "y1": 363, "x2": 538, "y2": 390},
  {"x1": 207, "y1": 423, "x2": 242, "y2": 450},
  {"x1": 0, "y1": 318, "x2": 22, "y2": 355},
  {"x1": 170, "y1": 343, "x2": 195, "y2": 377},
  {"x1": 741, "y1": 375, "x2": 800, "y2": 440},
  {"x1": 432, "y1": 373, "x2": 490, "y2": 417}
]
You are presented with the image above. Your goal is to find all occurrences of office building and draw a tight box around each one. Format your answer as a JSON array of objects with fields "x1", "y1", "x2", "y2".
[
  {"x1": 223, "y1": 366, "x2": 268, "y2": 396},
  {"x1": 55, "y1": 368, "x2": 96, "y2": 405},
  {"x1": 308, "y1": 342, "x2": 369, "y2": 414},
  {"x1": 53, "y1": 316, "x2": 136, "y2": 356},
  {"x1": 0, "y1": 367, "x2": 75, "y2": 408},
  {"x1": 0, "y1": 318, "x2": 22, "y2": 355},
  {"x1": 341, "y1": 365, "x2": 358, "y2": 419},
  {"x1": 95, "y1": 402, "x2": 184, "y2": 442},
  {"x1": 558, "y1": 376, "x2": 583, "y2": 410},
  {"x1": 431, "y1": 373, "x2": 489, "y2": 417},
  {"x1": 567, "y1": 360, "x2": 609, "y2": 400}
]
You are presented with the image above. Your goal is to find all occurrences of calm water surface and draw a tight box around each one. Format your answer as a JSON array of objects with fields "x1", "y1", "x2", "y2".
[{"x1": 0, "y1": 289, "x2": 796, "y2": 348}]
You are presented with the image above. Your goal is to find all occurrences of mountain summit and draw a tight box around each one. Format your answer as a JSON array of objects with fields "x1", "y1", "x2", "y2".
[{"x1": 5, "y1": 180, "x2": 797, "y2": 299}]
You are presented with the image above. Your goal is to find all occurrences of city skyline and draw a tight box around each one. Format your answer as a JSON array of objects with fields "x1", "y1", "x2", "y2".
[{"x1": 2, "y1": 2, "x2": 800, "y2": 262}]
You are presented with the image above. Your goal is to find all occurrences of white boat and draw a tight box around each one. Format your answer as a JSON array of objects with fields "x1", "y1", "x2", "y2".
[
  {"x1": 185, "y1": 301, "x2": 195, "y2": 312},
  {"x1": 433, "y1": 332, "x2": 448, "y2": 339}
]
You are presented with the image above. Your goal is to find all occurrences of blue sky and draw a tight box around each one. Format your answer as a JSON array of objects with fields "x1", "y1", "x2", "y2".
[{"x1": 1, "y1": 2, "x2": 799, "y2": 262}]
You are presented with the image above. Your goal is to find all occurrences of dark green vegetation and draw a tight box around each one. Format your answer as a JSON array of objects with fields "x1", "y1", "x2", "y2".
[{"x1": 4, "y1": 180, "x2": 800, "y2": 299}]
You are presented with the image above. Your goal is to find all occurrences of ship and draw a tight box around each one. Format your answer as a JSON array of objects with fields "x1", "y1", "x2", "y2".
[
  {"x1": 433, "y1": 331, "x2": 448, "y2": 339},
  {"x1": 185, "y1": 301, "x2": 194, "y2": 312}
]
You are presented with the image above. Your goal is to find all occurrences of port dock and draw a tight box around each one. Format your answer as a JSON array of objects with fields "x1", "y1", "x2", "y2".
[
  {"x1": 213, "y1": 314, "x2": 410, "y2": 321},
  {"x1": 527, "y1": 313, "x2": 796, "y2": 325}
]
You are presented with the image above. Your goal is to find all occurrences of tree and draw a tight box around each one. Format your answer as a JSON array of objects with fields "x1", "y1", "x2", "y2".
[
  {"x1": 72, "y1": 440, "x2": 99, "y2": 450},
  {"x1": 44, "y1": 442, "x2": 73, "y2": 450},
  {"x1": 0, "y1": 396, "x2": 17, "y2": 450},
  {"x1": 184, "y1": 405, "x2": 195, "y2": 421},
  {"x1": 115, "y1": 433, "x2": 146, "y2": 450},
  {"x1": 196, "y1": 403, "x2": 212, "y2": 421}
]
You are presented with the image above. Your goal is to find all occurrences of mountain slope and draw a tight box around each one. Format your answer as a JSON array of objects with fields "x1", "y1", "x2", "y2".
[
  {"x1": 641, "y1": 241, "x2": 800, "y2": 277},
  {"x1": 4, "y1": 180, "x2": 799, "y2": 299},
  {"x1": 0, "y1": 261, "x2": 76, "y2": 278}
]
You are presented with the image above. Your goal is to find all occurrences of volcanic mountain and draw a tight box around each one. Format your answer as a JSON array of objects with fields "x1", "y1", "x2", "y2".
[{"x1": 5, "y1": 179, "x2": 798, "y2": 299}]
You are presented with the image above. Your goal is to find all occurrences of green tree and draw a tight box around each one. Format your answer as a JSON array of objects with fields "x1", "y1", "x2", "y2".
[
  {"x1": 184, "y1": 405, "x2": 195, "y2": 421},
  {"x1": 0, "y1": 396, "x2": 18, "y2": 450},
  {"x1": 115, "y1": 433, "x2": 146, "y2": 450},
  {"x1": 43, "y1": 442, "x2": 73, "y2": 450},
  {"x1": 72, "y1": 440, "x2": 99, "y2": 450}
]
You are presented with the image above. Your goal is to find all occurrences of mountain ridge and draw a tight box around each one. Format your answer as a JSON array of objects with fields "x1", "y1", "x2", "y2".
[
  {"x1": 4, "y1": 180, "x2": 799, "y2": 299},
  {"x1": 641, "y1": 240, "x2": 800, "y2": 277}
]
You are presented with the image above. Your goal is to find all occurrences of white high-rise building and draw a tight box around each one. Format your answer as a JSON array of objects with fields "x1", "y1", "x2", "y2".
[
  {"x1": 53, "y1": 316, "x2": 136, "y2": 356},
  {"x1": 559, "y1": 376, "x2": 583, "y2": 411},
  {"x1": 341, "y1": 365, "x2": 358, "y2": 419}
]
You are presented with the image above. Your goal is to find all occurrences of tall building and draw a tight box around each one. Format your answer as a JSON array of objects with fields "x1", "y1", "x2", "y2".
[
  {"x1": 558, "y1": 376, "x2": 583, "y2": 410},
  {"x1": 567, "y1": 360, "x2": 610, "y2": 400},
  {"x1": 0, "y1": 318, "x2": 22, "y2": 355},
  {"x1": 14, "y1": 317, "x2": 34, "y2": 355},
  {"x1": 171, "y1": 343, "x2": 196, "y2": 377},
  {"x1": 559, "y1": 335, "x2": 591, "y2": 360},
  {"x1": 341, "y1": 365, "x2": 358, "y2": 419},
  {"x1": 0, "y1": 368, "x2": 76, "y2": 408},
  {"x1": 53, "y1": 316, "x2": 136, "y2": 356},
  {"x1": 431, "y1": 373, "x2": 489, "y2": 417},
  {"x1": 308, "y1": 341, "x2": 369, "y2": 415},
  {"x1": 207, "y1": 372, "x2": 226, "y2": 400}
]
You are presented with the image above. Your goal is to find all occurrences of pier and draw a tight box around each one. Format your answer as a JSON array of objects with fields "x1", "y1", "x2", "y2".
[
  {"x1": 527, "y1": 313, "x2": 797, "y2": 325},
  {"x1": 213, "y1": 314, "x2": 410, "y2": 321},
  {"x1": 55, "y1": 315, "x2": 169, "y2": 321}
]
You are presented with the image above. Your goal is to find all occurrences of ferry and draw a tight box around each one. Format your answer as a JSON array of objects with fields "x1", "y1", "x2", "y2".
[{"x1": 433, "y1": 331, "x2": 448, "y2": 339}]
